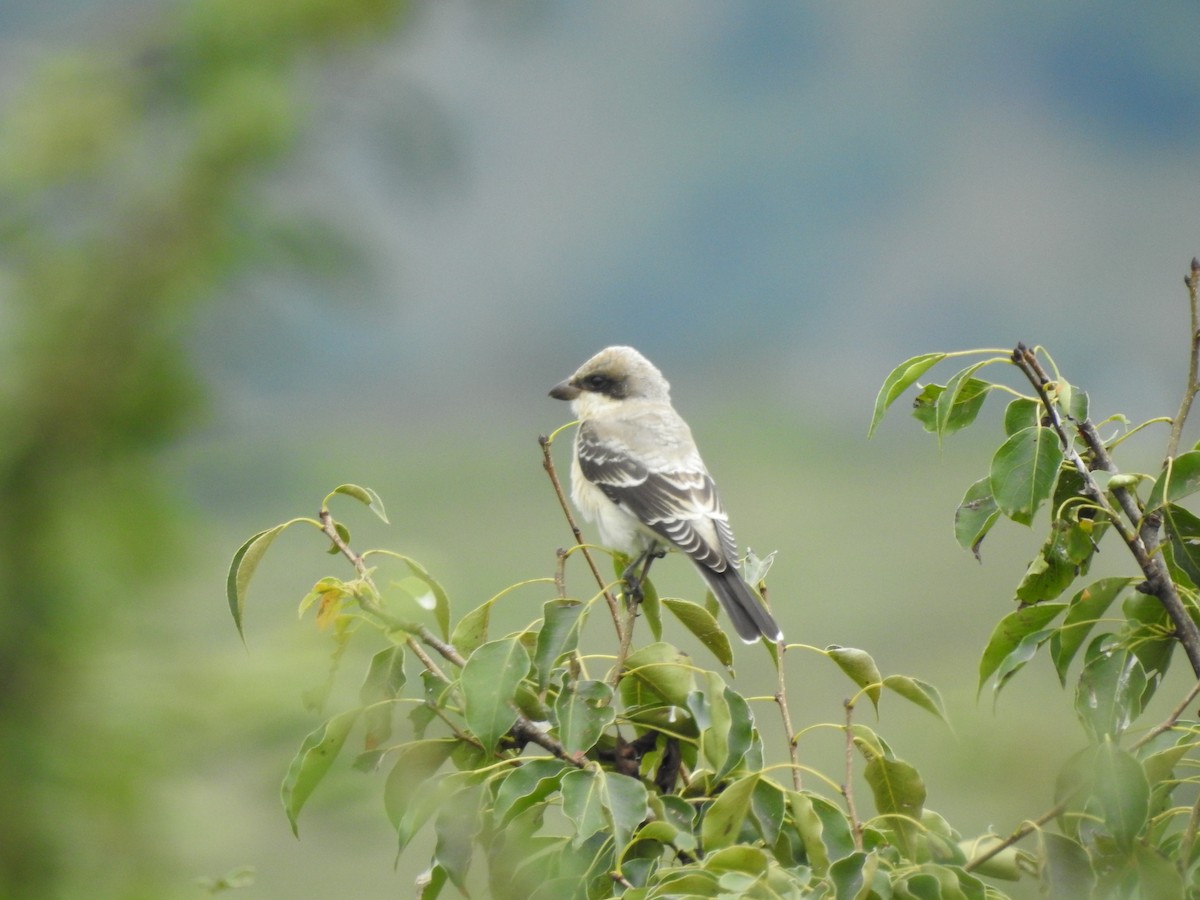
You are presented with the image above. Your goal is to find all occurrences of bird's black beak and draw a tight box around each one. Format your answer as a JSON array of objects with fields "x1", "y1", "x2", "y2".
[{"x1": 549, "y1": 379, "x2": 580, "y2": 401}]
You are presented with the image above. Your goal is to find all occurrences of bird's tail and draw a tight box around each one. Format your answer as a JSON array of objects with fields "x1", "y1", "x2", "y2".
[{"x1": 699, "y1": 566, "x2": 783, "y2": 644}]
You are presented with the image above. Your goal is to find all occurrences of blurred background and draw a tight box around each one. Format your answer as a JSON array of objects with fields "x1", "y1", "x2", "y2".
[{"x1": 3, "y1": 1, "x2": 1199, "y2": 896}]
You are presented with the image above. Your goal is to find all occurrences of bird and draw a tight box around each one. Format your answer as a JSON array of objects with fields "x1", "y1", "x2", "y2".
[{"x1": 549, "y1": 346, "x2": 782, "y2": 643}]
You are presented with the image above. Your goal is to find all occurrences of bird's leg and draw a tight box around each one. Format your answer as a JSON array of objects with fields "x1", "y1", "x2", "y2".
[{"x1": 621, "y1": 542, "x2": 665, "y2": 606}]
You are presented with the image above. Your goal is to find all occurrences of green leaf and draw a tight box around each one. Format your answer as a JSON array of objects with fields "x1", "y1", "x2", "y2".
[
  {"x1": 560, "y1": 768, "x2": 649, "y2": 852},
  {"x1": 281, "y1": 708, "x2": 361, "y2": 837},
  {"x1": 450, "y1": 598, "x2": 494, "y2": 660},
  {"x1": 533, "y1": 599, "x2": 585, "y2": 691},
  {"x1": 1146, "y1": 450, "x2": 1200, "y2": 512},
  {"x1": 935, "y1": 366, "x2": 992, "y2": 438},
  {"x1": 829, "y1": 850, "x2": 879, "y2": 900},
  {"x1": 554, "y1": 678, "x2": 615, "y2": 755},
  {"x1": 954, "y1": 478, "x2": 999, "y2": 561},
  {"x1": 862, "y1": 755, "x2": 926, "y2": 857},
  {"x1": 1038, "y1": 833, "x2": 1093, "y2": 896},
  {"x1": 1075, "y1": 643, "x2": 1148, "y2": 741},
  {"x1": 226, "y1": 522, "x2": 297, "y2": 639},
  {"x1": 1133, "y1": 842, "x2": 1184, "y2": 897},
  {"x1": 461, "y1": 638, "x2": 531, "y2": 751},
  {"x1": 400, "y1": 557, "x2": 452, "y2": 641},
  {"x1": 326, "y1": 483, "x2": 389, "y2": 523},
  {"x1": 827, "y1": 646, "x2": 882, "y2": 711},
  {"x1": 433, "y1": 779, "x2": 482, "y2": 891},
  {"x1": 1015, "y1": 518, "x2": 1093, "y2": 604},
  {"x1": 700, "y1": 774, "x2": 759, "y2": 852},
  {"x1": 1003, "y1": 396, "x2": 1041, "y2": 436},
  {"x1": 869, "y1": 352, "x2": 947, "y2": 437},
  {"x1": 383, "y1": 739, "x2": 457, "y2": 851},
  {"x1": 1049, "y1": 578, "x2": 1132, "y2": 684},
  {"x1": 1093, "y1": 740, "x2": 1149, "y2": 850},
  {"x1": 663, "y1": 598, "x2": 734, "y2": 669},
  {"x1": 1163, "y1": 503, "x2": 1200, "y2": 588},
  {"x1": 881, "y1": 675, "x2": 949, "y2": 726},
  {"x1": 990, "y1": 629, "x2": 1056, "y2": 700},
  {"x1": 359, "y1": 646, "x2": 406, "y2": 754},
  {"x1": 989, "y1": 426, "x2": 1064, "y2": 526},
  {"x1": 620, "y1": 642, "x2": 695, "y2": 709},
  {"x1": 977, "y1": 603, "x2": 1066, "y2": 696},
  {"x1": 494, "y1": 758, "x2": 569, "y2": 826}
]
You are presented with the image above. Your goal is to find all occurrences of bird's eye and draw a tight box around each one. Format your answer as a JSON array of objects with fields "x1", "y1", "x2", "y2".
[{"x1": 584, "y1": 374, "x2": 611, "y2": 391}]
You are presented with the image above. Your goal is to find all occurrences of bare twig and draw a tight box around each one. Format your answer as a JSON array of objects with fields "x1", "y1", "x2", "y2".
[
  {"x1": 964, "y1": 802, "x2": 1063, "y2": 873},
  {"x1": 1167, "y1": 257, "x2": 1200, "y2": 461},
  {"x1": 1011, "y1": 344, "x2": 1200, "y2": 678},
  {"x1": 766, "y1": 581, "x2": 801, "y2": 792},
  {"x1": 1131, "y1": 676, "x2": 1200, "y2": 751},
  {"x1": 842, "y1": 700, "x2": 863, "y2": 850},
  {"x1": 539, "y1": 433, "x2": 625, "y2": 641}
]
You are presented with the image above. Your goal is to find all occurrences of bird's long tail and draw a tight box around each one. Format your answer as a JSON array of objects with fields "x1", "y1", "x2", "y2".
[{"x1": 699, "y1": 566, "x2": 783, "y2": 644}]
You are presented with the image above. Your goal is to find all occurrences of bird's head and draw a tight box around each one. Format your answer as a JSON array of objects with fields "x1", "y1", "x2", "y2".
[{"x1": 549, "y1": 346, "x2": 671, "y2": 415}]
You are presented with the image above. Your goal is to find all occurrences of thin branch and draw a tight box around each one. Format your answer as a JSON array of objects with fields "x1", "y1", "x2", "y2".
[
  {"x1": 768, "y1": 586, "x2": 801, "y2": 792},
  {"x1": 1132, "y1": 676, "x2": 1200, "y2": 751},
  {"x1": 1011, "y1": 344, "x2": 1200, "y2": 678},
  {"x1": 539, "y1": 433, "x2": 625, "y2": 641},
  {"x1": 964, "y1": 802, "x2": 1063, "y2": 873},
  {"x1": 842, "y1": 699, "x2": 863, "y2": 851},
  {"x1": 1167, "y1": 257, "x2": 1200, "y2": 461}
]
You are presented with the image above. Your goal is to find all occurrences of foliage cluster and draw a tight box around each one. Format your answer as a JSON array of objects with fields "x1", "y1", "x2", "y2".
[{"x1": 230, "y1": 261, "x2": 1200, "y2": 899}]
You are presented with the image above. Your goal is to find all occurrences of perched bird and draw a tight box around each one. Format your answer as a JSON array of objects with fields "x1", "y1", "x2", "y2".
[{"x1": 549, "y1": 346, "x2": 782, "y2": 643}]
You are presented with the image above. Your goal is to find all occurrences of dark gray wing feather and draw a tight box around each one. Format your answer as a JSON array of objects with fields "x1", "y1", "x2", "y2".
[{"x1": 577, "y1": 422, "x2": 729, "y2": 570}]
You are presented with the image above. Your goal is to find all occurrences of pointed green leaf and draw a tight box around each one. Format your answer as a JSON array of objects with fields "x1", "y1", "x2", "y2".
[
  {"x1": 434, "y1": 779, "x2": 482, "y2": 891},
  {"x1": 1041, "y1": 835, "x2": 1099, "y2": 897},
  {"x1": 359, "y1": 646, "x2": 406, "y2": 754},
  {"x1": 1093, "y1": 740, "x2": 1149, "y2": 850},
  {"x1": 700, "y1": 774, "x2": 759, "y2": 852},
  {"x1": 989, "y1": 426, "x2": 1064, "y2": 526},
  {"x1": 935, "y1": 365, "x2": 992, "y2": 438},
  {"x1": 1003, "y1": 397, "x2": 1041, "y2": 436},
  {"x1": 869, "y1": 352, "x2": 947, "y2": 437},
  {"x1": 1163, "y1": 502, "x2": 1200, "y2": 588},
  {"x1": 461, "y1": 638, "x2": 530, "y2": 751},
  {"x1": 561, "y1": 768, "x2": 648, "y2": 852},
  {"x1": 663, "y1": 597, "x2": 734, "y2": 669},
  {"x1": 384, "y1": 739, "x2": 457, "y2": 850},
  {"x1": 450, "y1": 598, "x2": 494, "y2": 660},
  {"x1": 281, "y1": 708, "x2": 361, "y2": 836},
  {"x1": 1146, "y1": 450, "x2": 1200, "y2": 512},
  {"x1": 227, "y1": 522, "x2": 296, "y2": 639},
  {"x1": 882, "y1": 675, "x2": 949, "y2": 725},
  {"x1": 534, "y1": 599, "x2": 585, "y2": 691},
  {"x1": 327, "y1": 483, "x2": 389, "y2": 522},
  {"x1": 1075, "y1": 643, "x2": 1148, "y2": 741},
  {"x1": 1015, "y1": 519, "x2": 1091, "y2": 604},
  {"x1": 954, "y1": 477, "x2": 1000, "y2": 560},
  {"x1": 494, "y1": 758, "x2": 569, "y2": 826},
  {"x1": 401, "y1": 557, "x2": 452, "y2": 641},
  {"x1": 862, "y1": 755, "x2": 925, "y2": 857},
  {"x1": 555, "y1": 679, "x2": 615, "y2": 755},
  {"x1": 977, "y1": 603, "x2": 1066, "y2": 696},
  {"x1": 990, "y1": 628, "x2": 1056, "y2": 699},
  {"x1": 1050, "y1": 578, "x2": 1132, "y2": 685},
  {"x1": 620, "y1": 642, "x2": 695, "y2": 708},
  {"x1": 826, "y1": 646, "x2": 882, "y2": 711}
]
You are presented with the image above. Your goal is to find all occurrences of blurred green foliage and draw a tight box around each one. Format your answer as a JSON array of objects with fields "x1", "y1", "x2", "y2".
[{"x1": 0, "y1": 1, "x2": 410, "y2": 895}]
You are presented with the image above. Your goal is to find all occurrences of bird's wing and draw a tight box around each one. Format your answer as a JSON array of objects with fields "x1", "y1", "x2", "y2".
[{"x1": 577, "y1": 419, "x2": 735, "y2": 571}]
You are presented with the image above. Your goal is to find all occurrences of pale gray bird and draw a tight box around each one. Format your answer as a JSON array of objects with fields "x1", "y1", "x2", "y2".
[{"x1": 549, "y1": 346, "x2": 782, "y2": 643}]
